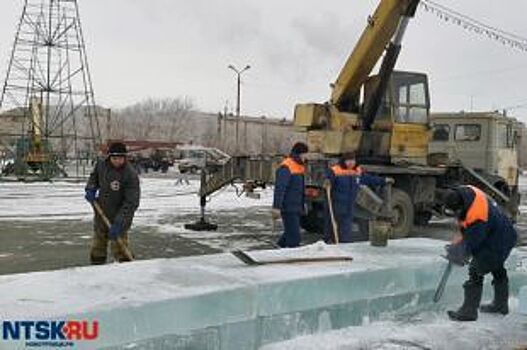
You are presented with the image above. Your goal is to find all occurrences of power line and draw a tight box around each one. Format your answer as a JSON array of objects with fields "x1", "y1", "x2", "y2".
[{"x1": 421, "y1": 0, "x2": 527, "y2": 52}]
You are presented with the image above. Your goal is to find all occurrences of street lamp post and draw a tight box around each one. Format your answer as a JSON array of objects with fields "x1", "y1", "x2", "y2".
[{"x1": 228, "y1": 64, "x2": 250, "y2": 154}]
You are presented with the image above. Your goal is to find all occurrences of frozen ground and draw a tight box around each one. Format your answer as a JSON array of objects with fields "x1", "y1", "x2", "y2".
[
  {"x1": 0, "y1": 175, "x2": 526, "y2": 275},
  {"x1": 0, "y1": 173, "x2": 314, "y2": 275},
  {"x1": 0, "y1": 178, "x2": 286, "y2": 275}
]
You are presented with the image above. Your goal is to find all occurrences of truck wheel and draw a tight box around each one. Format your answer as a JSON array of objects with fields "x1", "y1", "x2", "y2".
[{"x1": 391, "y1": 188, "x2": 414, "y2": 238}]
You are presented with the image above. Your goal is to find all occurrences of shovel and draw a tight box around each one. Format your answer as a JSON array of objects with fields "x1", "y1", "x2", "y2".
[
  {"x1": 92, "y1": 202, "x2": 134, "y2": 262},
  {"x1": 325, "y1": 184, "x2": 340, "y2": 244}
]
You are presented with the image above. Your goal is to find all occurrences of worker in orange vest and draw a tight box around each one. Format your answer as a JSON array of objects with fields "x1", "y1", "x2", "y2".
[
  {"x1": 323, "y1": 152, "x2": 388, "y2": 243},
  {"x1": 272, "y1": 142, "x2": 309, "y2": 248},
  {"x1": 443, "y1": 185, "x2": 517, "y2": 321}
]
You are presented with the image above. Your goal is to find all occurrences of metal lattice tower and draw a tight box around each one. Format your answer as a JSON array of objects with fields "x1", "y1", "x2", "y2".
[{"x1": 0, "y1": 0, "x2": 101, "y2": 178}]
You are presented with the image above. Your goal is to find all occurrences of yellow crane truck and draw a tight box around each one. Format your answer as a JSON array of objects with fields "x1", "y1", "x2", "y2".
[{"x1": 190, "y1": 0, "x2": 520, "y2": 239}]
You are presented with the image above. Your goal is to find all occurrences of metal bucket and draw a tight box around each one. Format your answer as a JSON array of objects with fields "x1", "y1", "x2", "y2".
[
  {"x1": 369, "y1": 219, "x2": 392, "y2": 247},
  {"x1": 356, "y1": 184, "x2": 384, "y2": 214}
]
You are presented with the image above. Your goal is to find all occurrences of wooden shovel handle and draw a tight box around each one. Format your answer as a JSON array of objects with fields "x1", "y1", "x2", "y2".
[
  {"x1": 92, "y1": 202, "x2": 134, "y2": 262},
  {"x1": 325, "y1": 185, "x2": 340, "y2": 244}
]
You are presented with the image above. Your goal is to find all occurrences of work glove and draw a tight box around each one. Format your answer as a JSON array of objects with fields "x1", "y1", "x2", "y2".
[
  {"x1": 84, "y1": 189, "x2": 98, "y2": 203},
  {"x1": 109, "y1": 221, "x2": 124, "y2": 240},
  {"x1": 444, "y1": 243, "x2": 469, "y2": 266},
  {"x1": 271, "y1": 208, "x2": 281, "y2": 221}
]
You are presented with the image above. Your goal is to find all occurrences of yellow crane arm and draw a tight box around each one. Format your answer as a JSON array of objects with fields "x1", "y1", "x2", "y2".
[{"x1": 330, "y1": 0, "x2": 420, "y2": 109}]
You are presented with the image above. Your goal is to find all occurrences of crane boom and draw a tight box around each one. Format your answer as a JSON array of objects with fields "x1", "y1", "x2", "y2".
[{"x1": 330, "y1": 0, "x2": 420, "y2": 110}]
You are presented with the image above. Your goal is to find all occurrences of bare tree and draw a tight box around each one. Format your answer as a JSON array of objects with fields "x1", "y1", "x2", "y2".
[{"x1": 110, "y1": 97, "x2": 194, "y2": 141}]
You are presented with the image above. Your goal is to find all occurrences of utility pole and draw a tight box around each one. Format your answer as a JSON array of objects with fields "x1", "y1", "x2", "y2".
[{"x1": 228, "y1": 64, "x2": 250, "y2": 155}]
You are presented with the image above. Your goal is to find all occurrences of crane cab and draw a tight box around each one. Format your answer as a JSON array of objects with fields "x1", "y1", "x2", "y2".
[
  {"x1": 360, "y1": 71, "x2": 430, "y2": 165},
  {"x1": 295, "y1": 71, "x2": 431, "y2": 166}
]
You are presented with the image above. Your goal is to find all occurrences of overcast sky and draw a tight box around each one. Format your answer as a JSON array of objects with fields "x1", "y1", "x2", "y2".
[{"x1": 1, "y1": 0, "x2": 527, "y2": 122}]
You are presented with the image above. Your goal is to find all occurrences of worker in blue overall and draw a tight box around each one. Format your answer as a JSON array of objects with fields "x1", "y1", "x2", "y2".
[
  {"x1": 272, "y1": 142, "x2": 309, "y2": 248},
  {"x1": 444, "y1": 185, "x2": 517, "y2": 321},
  {"x1": 323, "y1": 152, "x2": 389, "y2": 243}
]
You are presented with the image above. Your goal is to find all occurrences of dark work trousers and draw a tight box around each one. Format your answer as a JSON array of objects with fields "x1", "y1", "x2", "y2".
[
  {"x1": 325, "y1": 210, "x2": 353, "y2": 243},
  {"x1": 277, "y1": 212, "x2": 301, "y2": 248},
  {"x1": 466, "y1": 248, "x2": 508, "y2": 288},
  {"x1": 90, "y1": 227, "x2": 132, "y2": 264}
]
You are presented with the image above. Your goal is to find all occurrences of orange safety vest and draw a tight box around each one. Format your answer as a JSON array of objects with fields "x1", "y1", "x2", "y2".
[
  {"x1": 331, "y1": 164, "x2": 363, "y2": 176},
  {"x1": 281, "y1": 157, "x2": 305, "y2": 175},
  {"x1": 459, "y1": 185, "x2": 489, "y2": 229}
]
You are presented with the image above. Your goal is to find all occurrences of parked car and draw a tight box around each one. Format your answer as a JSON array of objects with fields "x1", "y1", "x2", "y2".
[{"x1": 177, "y1": 146, "x2": 230, "y2": 174}]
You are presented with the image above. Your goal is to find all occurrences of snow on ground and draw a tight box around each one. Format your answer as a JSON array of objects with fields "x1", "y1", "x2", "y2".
[
  {"x1": 0, "y1": 175, "x2": 526, "y2": 274},
  {"x1": 1, "y1": 174, "x2": 525, "y2": 224},
  {"x1": 0, "y1": 178, "x2": 273, "y2": 224},
  {"x1": 0, "y1": 178, "x2": 279, "y2": 274}
]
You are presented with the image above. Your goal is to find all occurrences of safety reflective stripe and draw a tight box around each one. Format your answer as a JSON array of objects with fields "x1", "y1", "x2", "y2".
[
  {"x1": 281, "y1": 157, "x2": 305, "y2": 175},
  {"x1": 459, "y1": 185, "x2": 489, "y2": 229},
  {"x1": 331, "y1": 165, "x2": 362, "y2": 176}
]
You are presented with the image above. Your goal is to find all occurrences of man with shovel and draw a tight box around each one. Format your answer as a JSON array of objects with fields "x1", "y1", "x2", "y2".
[
  {"x1": 443, "y1": 185, "x2": 517, "y2": 321},
  {"x1": 85, "y1": 142, "x2": 140, "y2": 264},
  {"x1": 323, "y1": 152, "x2": 389, "y2": 243}
]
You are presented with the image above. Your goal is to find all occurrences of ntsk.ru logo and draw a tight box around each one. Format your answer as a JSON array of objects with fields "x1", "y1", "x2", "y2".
[{"x1": 2, "y1": 320, "x2": 99, "y2": 347}]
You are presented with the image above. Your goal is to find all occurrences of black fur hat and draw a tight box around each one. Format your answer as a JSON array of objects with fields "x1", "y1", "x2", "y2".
[{"x1": 108, "y1": 142, "x2": 127, "y2": 156}]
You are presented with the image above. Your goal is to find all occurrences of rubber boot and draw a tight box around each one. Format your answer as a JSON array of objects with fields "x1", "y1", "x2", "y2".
[
  {"x1": 480, "y1": 278, "x2": 509, "y2": 315},
  {"x1": 448, "y1": 281, "x2": 483, "y2": 321}
]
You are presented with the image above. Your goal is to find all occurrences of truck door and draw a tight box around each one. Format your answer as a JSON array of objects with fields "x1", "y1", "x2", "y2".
[
  {"x1": 452, "y1": 121, "x2": 487, "y2": 171},
  {"x1": 496, "y1": 121, "x2": 519, "y2": 188}
]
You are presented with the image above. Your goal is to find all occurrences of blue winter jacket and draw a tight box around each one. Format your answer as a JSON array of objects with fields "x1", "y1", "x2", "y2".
[
  {"x1": 458, "y1": 186, "x2": 518, "y2": 263},
  {"x1": 326, "y1": 164, "x2": 385, "y2": 215},
  {"x1": 273, "y1": 156, "x2": 305, "y2": 214}
]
